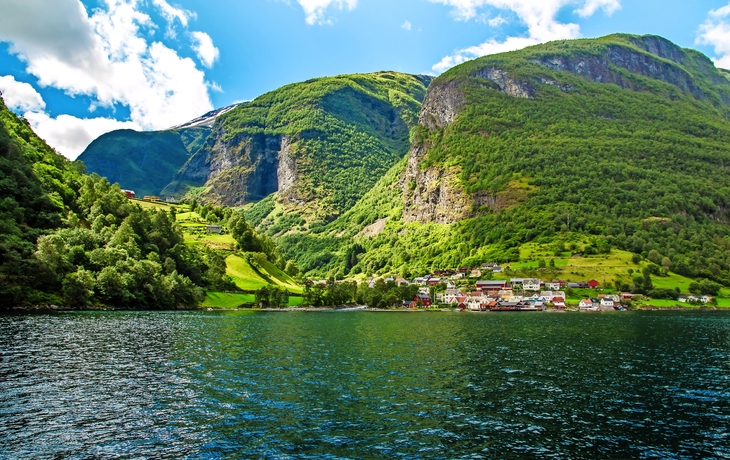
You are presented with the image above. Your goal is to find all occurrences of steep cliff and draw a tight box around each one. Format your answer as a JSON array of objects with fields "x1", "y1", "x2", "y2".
[
  {"x1": 403, "y1": 34, "x2": 730, "y2": 225},
  {"x1": 171, "y1": 72, "x2": 431, "y2": 216}
]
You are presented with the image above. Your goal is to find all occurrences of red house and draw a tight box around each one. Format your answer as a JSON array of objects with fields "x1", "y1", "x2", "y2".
[
  {"x1": 588, "y1": 280, "x2": 599, "y2": 289},
  {"x1": 122, "y1": 189, "x2": 135, "y2": 199},
  {"x1": 412, "y1": 294, "x2": 432, "y2": 307}
]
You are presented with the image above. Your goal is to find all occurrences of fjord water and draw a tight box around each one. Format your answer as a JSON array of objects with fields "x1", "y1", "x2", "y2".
[{"x1": 1, "y1": 311, "x2": 729, "y2": 458}]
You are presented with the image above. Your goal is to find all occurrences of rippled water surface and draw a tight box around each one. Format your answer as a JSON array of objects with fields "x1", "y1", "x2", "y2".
[{"x1": 1, "y1": 311, "x2": 730, "y2": 458}]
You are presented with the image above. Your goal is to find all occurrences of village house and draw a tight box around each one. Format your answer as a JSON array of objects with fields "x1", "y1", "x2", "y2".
[
  {"x1": 552, "y1": 297, "x2": 566, "y2": 309},
  {"x1": 600, "y1": 297, "x2": 615, "y2": 308},
  {"x1": 492, "y1": 265, "x2": 504, "y2": 273},
  {"x1": 445, "y1": 280, "x2": 457, "y2": 289},
  {"x1": 427, "y1": 277, "x2": 442, "y2": 286},
  {"x1": 395, "y1": 277, "x2": 408, "y2": 286},
  {"x1": 122, "y1": 189, "x2": 135, "y2": 199},
  {"x1": 206, "y1": 225, "x2": 223, "y2": 234},
  {"x1": 588, "y1": 280, "x2": 600, "y2": 289},
  {"x1": 476, "y1": 280, "x2": 509, "y2": 291},
  {"x1": 143, "y1": 196, "x2": 161, "y2": 202},
  {"x1": 165, "y1": 196, "x2": 180, "y2": 204},
  {"x1": 579, "y1": 299, "x2": 599, "y2": 311},
  {"x1": 411, "y1": 294, "x2": 432, "y2": 308},
  {"x1": 470, "y1": 269, "x2": 482, "y2": 278},
  {"x1": 545, "y1": 282, "x2": 562, "y2": 291},
  {"x1": 540, "y1": 291, "x2": 566, "y2": 301},
  {"x1": 418, "y1": 287, "x2": 430, "y2": 296},
  {"x1": 522, "y1": 278, "x2": 542, "y2": 291},
  {"x1": 568, "y1": 282, "x2": 589, "y2": 289}
]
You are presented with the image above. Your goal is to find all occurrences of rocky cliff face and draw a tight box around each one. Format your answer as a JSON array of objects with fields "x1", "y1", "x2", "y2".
[
  {"x1": 402, "y1": 34, "x2": 730, "y2": 225},
  {"x1": 165, "y1": 129, "x2": 296, "y2": 207}
]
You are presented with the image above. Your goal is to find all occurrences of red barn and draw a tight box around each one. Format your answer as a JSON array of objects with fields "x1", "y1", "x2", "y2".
[{"x1": 588, "y1": 280, "x2": 599, "y2": 289}]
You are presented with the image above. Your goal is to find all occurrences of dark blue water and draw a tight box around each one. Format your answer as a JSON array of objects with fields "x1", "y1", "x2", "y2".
[{"x1": 1, "y1": 311, "x2": 729, "y2": 459}]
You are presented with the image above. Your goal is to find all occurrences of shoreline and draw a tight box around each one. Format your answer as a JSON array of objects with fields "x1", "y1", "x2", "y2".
[{"x1": 5, "y1": 305, "x2": 728, "y2": 313}]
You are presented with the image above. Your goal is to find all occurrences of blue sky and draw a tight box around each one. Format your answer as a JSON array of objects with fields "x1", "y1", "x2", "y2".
[{"x1": 1, "y1": 0, "x2": 730, "y2": 158}]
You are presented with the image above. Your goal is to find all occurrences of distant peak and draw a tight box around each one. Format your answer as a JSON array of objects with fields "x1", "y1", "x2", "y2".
[{"x1": 170, "y1": 103, "x2": 242, "y2": 130}]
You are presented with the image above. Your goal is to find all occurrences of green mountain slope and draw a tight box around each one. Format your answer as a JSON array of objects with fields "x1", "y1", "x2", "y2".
[
  {"x1": 166, "y1": 71, "x2": 431, "y2": 221},
  {"x1": 0, "y1": 96, "x2": 84, "y2": 305},
  {"x1": 272, "y1": 35, "x2": 730, "y2": 287},
  {"x1": 78, "y1": 128, "x2": 208, "y2": 197}
]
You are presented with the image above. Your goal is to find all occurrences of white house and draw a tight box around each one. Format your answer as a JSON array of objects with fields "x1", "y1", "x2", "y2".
[
  {"x1": 522, "y1": 279, "x2": 542, "y2": 291},
  {"x1": 600, "y1": 298, "x2": 615, "y2": 308},
  {"x1": 579, "y1": 299, "x2": 594, "y2": 309},
  {"x1": 545, "y1": 282, "x2": 562, "y2": 291}
]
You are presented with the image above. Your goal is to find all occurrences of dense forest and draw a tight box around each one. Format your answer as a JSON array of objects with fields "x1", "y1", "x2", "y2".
[{"x1": 0, "y1": 94, "x2": 281, "y2": 309}]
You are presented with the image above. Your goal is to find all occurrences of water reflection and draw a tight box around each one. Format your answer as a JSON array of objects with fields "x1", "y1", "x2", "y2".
[{"x1": 0, "y1": 311, "x2": 729, "y2": 458}]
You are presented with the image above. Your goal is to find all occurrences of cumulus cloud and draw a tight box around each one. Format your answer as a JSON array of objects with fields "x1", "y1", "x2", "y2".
[
  {"x1": 697, "y1": 3, "x2": 730, "y2": 69},
  {"x1": 0, "y1": 75, "x2": 46, "y2": 112},
  {"x1": 0, "y1": 0, "x2": 216, "y2": 159},
  {"x1": 191, "y1": 31, "x2": 219, "y2": 68},
  {"x1": 430, "y1": 0, "x2": 622, "y2": 73},
  {"x1": 25, "y1": 112, "x2": 139, "y2": 159},
  {"x1": 295, "y1": 0, "x2": 357, "y2": 25},
  {"x1": 402, "y1": 20, "x2": 413, "y2": 31}
]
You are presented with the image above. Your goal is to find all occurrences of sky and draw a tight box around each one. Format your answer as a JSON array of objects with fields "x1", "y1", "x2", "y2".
[{"x1": 1, "y1": 0, "x2": 730, "y2": 159}]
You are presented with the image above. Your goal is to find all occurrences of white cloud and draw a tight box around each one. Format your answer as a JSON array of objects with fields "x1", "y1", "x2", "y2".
[
  {"x1": 0, "y1": 0, "x2": 216, "y2": 159},
  {"x1": 25, "y1": 112, "x2": 139, "y2": 159},
  {"x1": 0, "y1": 75, "x2": 46, "y2": 112},
  {"x1": 191, "y1": 31, "x2": 219, "y2": 68},
  {"x1": 151, "y1": 0, "x2": 194, "y2": 28},
  {"x1": 429, "y1": 0, "x2": 622, "y2": 73},
  {"x1": 697, "y1": 3, "x2": 730, "y2": 69},
  {"x1": 402, "y1": 20, "x2": 413, "y2": 31},
  {"x1": 295, "y1": 0, "x2": 357, "y2": 25}
]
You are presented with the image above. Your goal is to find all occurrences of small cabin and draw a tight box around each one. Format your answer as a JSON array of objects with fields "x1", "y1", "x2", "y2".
[{"x1": 206, "y1": 225, "x2": 223, "y2": 234}]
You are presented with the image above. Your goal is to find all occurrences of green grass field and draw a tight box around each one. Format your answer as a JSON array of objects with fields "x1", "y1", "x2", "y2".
[
  {"x1": 202, "y1": 292, "x2": 304, "y2": 308},
  {"x1": 202, "y1": 292, "x2": 255, "y2": 308},
  {"x1": 225, "y1": 254, "x2": 302, "y2": 293},
  {"x1": 507, "y1": 244, "x2": 699, "y2": 293}
]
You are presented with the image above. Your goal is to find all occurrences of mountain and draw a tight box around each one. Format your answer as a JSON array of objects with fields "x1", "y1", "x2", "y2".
[
  {"x1": 272, "y1": 34, "x2": 730, "y2": 285},
  {"x1": 77, "y1": 127, "x2": 211, "y2": 198},
  {"x1": 164, "y1": 71, "x2": 431, "y2": 216},
  {"x1": 78, "y1": 72, "x2": 432, "y2": 222}
]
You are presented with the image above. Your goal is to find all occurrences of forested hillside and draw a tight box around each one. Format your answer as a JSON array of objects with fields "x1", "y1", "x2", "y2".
[
  {"x1": 0, "y1": 94, "x2": 286, "y2": 309},
  {"x1": 270, "y1": 35, "x2": 730, "y2": 288}
]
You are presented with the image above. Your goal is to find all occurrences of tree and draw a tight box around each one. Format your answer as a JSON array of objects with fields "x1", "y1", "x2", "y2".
[
  {"x1": 62, "y1": 269, "x2": 95, "y2": 306},
  {"x1": 285, "y1": 260, "x2": 299, "y2": 277}
]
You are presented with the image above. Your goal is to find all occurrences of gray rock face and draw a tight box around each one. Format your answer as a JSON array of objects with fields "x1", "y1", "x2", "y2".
[
  {"x1": 475, "y1": 68, "x2": 536, "y2": 98},
  {"x1": 418, "y1": 80, "x2": 465, "y2": 130},
  {"x1": 401, "y1": 142, "x2": 471, "y2": 225},
  {"x1": 170, "y1": 128, "x2": 287, "y2": 207},
  {"x1": 534, "y1": 45, "x2": 705, "y2": 100}
]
